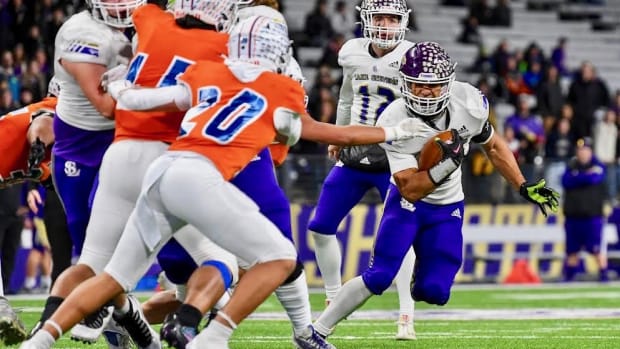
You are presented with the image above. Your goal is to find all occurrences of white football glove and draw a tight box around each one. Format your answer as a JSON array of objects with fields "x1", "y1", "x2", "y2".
[
  {"x1": 106, "y1": 80, "x2": 133, "y2": 100},
  {"x1": 382, "y1": 118, "x2": 423, "y2": 142},
  {"x1": 101, "y1": 64, "x2": 128, "y2": 92}
]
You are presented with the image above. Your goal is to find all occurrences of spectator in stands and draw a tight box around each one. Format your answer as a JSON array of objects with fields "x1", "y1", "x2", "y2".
[
  {"x1": 568, "y1": 61, "x2": 610, "y2": 139},
  {"x1": 505, "y1": 94, "x2": 545, "y2": 180},
  {"x1": 491, "y1": 39, "x2": 511, "y2": 76},
  {"x1": 537, "y1": 65, "x2": 565, "y2": 132},
  {"x1": 468, "y1": 0, "x2": 494, "y2": 26},
  {"x1": 0, "y1": 185, "x2": 27, "y2": 294},
  {"x1": 491, "y1": 0, "x2": 512, "y2": 27},
  {"x1": 562, "y1": 137, "x2": 609, "y2": 282},
  {"x1": 330, "y1": 1, "x2": 355, "y2": 40},
  {"x1": 319, "y1": 33, "x2": 346, "y2": 68},
  {"x1": 551, "y1": 37, "x2": 569, "y2": 77},
  {"x1": 545, "y1": 117, "x2": 575, "y2": 199},
  {"x1": 522, "y1": 60, "x2": 543, "y2": 93},
  {"x1": 0, "y1": 88, "x2": 18, "y2": 114},
  {"x1": 593, "y1": 109, "x2": 618, "y2": 204},
  {"x1": 304, "y1": 0, "x2": 334, "y2": 47},
  {"x1": 20, "y1": 60, "x2": 45, "y2": 100},
  {"x1": 523, "y1": 42, "x2": 545, "y2": 71},
  {"x1": 458, "y1": 15, "x2": 482, "y2": 45},
  {"x1": 496, "y1": 55, "x2": 529, "y2": 105},
  {"x1": 610, "y1": 89, "x2": 620, "y2": 115}
]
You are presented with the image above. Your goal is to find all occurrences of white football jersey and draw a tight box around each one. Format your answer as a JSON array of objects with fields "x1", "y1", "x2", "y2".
[
  {"x1": 378, "y1": 81, "x2": 494, "y2": 205},
  {"x1": 336, "y1": 38, "x2": 414, "y2": 127},
  {"x1": 54, "y1": 11, "x2": 131, "y2": 131}
]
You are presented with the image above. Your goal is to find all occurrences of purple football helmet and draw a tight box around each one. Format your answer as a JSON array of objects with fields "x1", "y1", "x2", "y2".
[
  {"x1": 400, "y1": 41, "x2": 456, "y2": 118},
  {"x1": 357, "y1": 0, "x2": 410, "y2": 49}
]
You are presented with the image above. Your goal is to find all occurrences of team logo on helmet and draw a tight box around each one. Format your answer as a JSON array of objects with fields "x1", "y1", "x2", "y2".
[{"x1": 399, "y1": 42, "x2": 456, "y2": 118}]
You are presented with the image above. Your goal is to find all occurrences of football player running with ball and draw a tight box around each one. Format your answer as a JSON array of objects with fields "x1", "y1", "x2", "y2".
[{"x1": 312, "y1": 41, "x2": 559, "y2": 340}]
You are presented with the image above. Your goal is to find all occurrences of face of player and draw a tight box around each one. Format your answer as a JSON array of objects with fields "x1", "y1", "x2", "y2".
[
  {"x1": 371, "y1": 14, "x2": 401, "y2": 41},
  {"x1": 102, "y1": 0, "x2": 137, "y2": 18},
  {"x1": 407, "y1": 82, "x2": 446, "y2": 99}
]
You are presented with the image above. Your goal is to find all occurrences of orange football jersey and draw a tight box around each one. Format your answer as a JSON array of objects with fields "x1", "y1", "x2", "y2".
[
  {"x1": 170, "y1": 61, "x2": 306, "y2": 181},
  {"x1": 269, "y1": 143, "x2": 289, "y2": 167},
  {"x1": 114, "y1": 4, "x2": 229, "y2": 143},
  {"x1": 0, "y1": 97, "x2": 56, "y2": 188}
]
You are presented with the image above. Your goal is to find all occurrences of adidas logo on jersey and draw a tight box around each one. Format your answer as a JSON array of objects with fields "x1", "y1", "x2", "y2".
[
  {"x1": 451, "y1": 208, "x2": 461, "y2": 219},
  {"x1": 389, "y1": 61, "x2": 400, "y2": 69},
  {"x1": 458, "y1": 125, "x2": 468, "y2": 135},
  {"x1": 359, "y1": 157, "x2": 371, "y2": 165}
]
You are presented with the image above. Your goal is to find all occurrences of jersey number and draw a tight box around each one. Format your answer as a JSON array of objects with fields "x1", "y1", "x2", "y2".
[
  {"x1": 126, "y1": 53, "x2": 194, "y2": 87},
  {"x1": 358, "y1": 86, "x2": 396, "y2": 123},
  {"x1": 179, "y1": 87, "x2": 267, "y2": 144}
]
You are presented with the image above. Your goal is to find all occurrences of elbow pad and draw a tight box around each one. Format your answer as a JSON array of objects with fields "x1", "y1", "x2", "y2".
[{"x1": 274, "y1": 107, "x2": 302, "y2": 146}]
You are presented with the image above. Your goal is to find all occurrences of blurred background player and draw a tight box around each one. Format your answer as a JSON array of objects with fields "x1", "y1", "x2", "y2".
[
  {"x1": 307, "y1": 0, "x2": 417, "y2": 339},
  {"x1": 31, "y1": 0, "x2": 237, "y2": 348},
  {"x1": 561, "y1": 137, "x2": 609, "y2": 282},
  {"x1": 0, "y1": 82, "x2": 56, "y2": 345},
  {"x1": 21, "y1": 186, "x2": 53, "y2": 295},
  {"x1": 312, "y1": 41, "x2": 560, "y2": 339}
]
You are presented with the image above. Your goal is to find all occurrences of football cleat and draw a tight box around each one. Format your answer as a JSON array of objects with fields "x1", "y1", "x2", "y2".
[
  {"x1": 103, "y1": 318, "x2": 132, "y2": 349},
  {"x1": 70, "y1": 304, "x2": 114, "y2": 344},
  {"x1": 292, "y1": 325, "x2": 336, "y2": 349},
  {"x1": 114, "y1": 295, "x2": 161, "y2": 349},
  {"x1": 160, "y1": 313, "x2": 198, "y2": 349},
  {"x1": 395, "y1": 314, "x2": 416, "y2": 340},
  {"x1": 0, "y1": 296, "x2": 27, "y2": 345}
]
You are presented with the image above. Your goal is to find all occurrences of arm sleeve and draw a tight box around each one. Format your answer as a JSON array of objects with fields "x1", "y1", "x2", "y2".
[
  {"x1": 335, "y1": 65, "x2": 354, "y2": 126},
  {"x1": 116, "y1": 84, "x2": 191, "y2": 111},
  {"x1": 471, "y1": 121, "x2": 494, "y2": 144}
]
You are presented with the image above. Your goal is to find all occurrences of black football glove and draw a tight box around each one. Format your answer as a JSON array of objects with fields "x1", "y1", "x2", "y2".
[
  {"x1": 28, "y1": 137, "x2": 46, "y2": 172},
  {"x1": 428, "y1": 129, "x2": 466, "y2": 185},
  {"x1": 519, "y1": 179, "x2": 560, "y2": 217}
]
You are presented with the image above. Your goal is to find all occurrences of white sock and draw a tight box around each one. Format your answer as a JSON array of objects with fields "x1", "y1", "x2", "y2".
[
  {"x1": 29, "y1": 329, "x2": 56, "y2": 347},
  {"x1": 312, "y1": 232, "x2": 342, "y2": 301},
  {"x1": 25, "y1": 276, "x2": 37, "y2": 289},
  {"x1": 202, "y1": 319, "x2": 233, "y2": 345},
  {"x1": 214, "y1": 290, "x2": 231, "y2": 310},
  {"x1": 41, "y1": 275, "x2": 52, "y2": 289},
  {"x1": 395, "y1": 247, "x2": 415, "y2": 320},
  {"x1": 275, "y1": 271, "x2": 312, "y2": 335},
  {"x1": 114, "y1": 296, "x2": 131, "y2": 317},
  {"x1": 314, "y1": 276, "x2": 372, "y2": 336}
]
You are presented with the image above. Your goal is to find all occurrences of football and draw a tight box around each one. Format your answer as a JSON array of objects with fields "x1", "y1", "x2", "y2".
[{"x1": 418, "y1": 130, "x2": 455, "y2": 171}]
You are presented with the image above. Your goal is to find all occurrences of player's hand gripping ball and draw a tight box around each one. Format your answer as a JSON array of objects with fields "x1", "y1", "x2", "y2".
[{"x1": 418, "y1": 129, "x2": 456, "y2": 171}]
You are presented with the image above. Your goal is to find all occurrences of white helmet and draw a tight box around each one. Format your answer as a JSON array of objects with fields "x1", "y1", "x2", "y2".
[
  {"x1": 227, "y1": 15, "x2": 291, "y2": 74},
  {"x1": 358, "y1": 0, "x2": 410, "y2": 49},
  {"x1": 173, "y1": 0, "x2": 238, "y2": 32},
  {"x1": 87, "y1": 0, "x2": 146, "y2": 28}
]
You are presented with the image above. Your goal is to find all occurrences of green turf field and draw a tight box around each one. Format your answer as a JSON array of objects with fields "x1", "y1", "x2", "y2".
[{"x1": 6, "y1": 283, "x2": 620, "y2": 348}]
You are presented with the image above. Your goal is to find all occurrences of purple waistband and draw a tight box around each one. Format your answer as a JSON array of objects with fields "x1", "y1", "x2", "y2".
[{"x1": 52, "y1": 114, "x2": 114, "y2": 167}]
